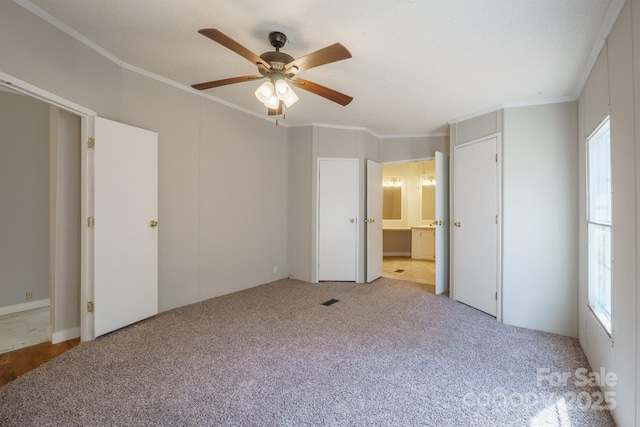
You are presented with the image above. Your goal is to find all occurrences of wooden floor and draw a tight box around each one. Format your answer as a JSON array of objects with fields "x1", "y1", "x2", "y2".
[{"x1": 0, "y1": 338, "x2": 80, "y2": 387}]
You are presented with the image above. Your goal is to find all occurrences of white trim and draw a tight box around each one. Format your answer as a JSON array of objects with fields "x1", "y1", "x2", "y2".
[
  {"x1": 379, "y1": 133, "x2": 449, "y2": 139},
  {"x1": 0, "y1": 72, "x2": 95, "y2": 117},
  {"x1": 0, "y1": 299, "x2": 50, "y2": 316},
  {"x1": 449, "y1": 105, "x2": 504, "y2": 125},
  {"x1": 502, "y1": 96, "x2": 577, "y2": 109},
  {"x1": 51, "y1": 326, "x2": 80, "y2": 344},
  {"x1": 311, "y1": 122, "x2": 368, "y2": 131},
  {"x1": 449, "y1": 97, "x2": 578, "y2": 126}
]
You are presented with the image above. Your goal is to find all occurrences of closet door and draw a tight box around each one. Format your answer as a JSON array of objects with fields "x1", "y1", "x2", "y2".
[
  {"x1": 452, "y1": 136, "x2": 499, "y2": 316},
  {"x1": 318, "y1": 159, "x2": 358, "y2": 281}
]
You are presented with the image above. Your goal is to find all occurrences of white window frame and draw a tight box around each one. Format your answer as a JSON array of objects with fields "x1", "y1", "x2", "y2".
[{"x1": 586, "y1": 116, "x2": 612, "y2": 335}]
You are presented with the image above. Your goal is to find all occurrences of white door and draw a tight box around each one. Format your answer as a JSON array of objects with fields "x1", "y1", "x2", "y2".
[
  {"x1": 366, "y1": 160, "x2": 383, "y2": 282},
  {"x1": 434, "y1": 151, "x2": 449, "y2": 295},
  {"x1": 452, "y1": 137, "x2": 498, "y2": 316},
  {"x1": 93, "y1": 117, "x2": 158, "y2": 338},
  {"x1": 318, "y1": 159, "x2": 358, "y2": 281}
]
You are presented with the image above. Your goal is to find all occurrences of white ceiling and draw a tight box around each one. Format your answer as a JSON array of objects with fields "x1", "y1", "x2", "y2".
[{"x1": 22, "y1": 0, "x2": 621, "y2": 136}]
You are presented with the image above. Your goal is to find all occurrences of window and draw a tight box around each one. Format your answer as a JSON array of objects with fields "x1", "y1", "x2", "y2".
[{"x1": 586, "y1": 117, "x2": 612, "y2": 333}]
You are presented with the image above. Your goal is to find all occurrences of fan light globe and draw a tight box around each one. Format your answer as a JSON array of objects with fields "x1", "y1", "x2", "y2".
[
  {"x1": 264, "y1": 94, "x2": 279, "y2": 109},
  {"x1": 273, "y1": 79, "x2": 299, "y2": 107},
  {"x1": 282, "y1": 91, "x2": 299, "y2": 107},
  {"x1": 275, "y1": 79, "x2": 290, "y2": 95},
  {"x1": 255, "y1": 81, "x2": 275, "y2": 104}
]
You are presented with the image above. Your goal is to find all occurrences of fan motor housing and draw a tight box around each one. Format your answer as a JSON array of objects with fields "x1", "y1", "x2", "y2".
[{"x1": 269, "y1": 31, "x2": 287, "y2": 49}]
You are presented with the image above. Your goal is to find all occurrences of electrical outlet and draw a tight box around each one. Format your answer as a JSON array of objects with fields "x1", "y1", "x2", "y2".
[
  {"x1": 273, "y1": 265, "x2": 278, "y2": 274},
  {"x1": 26, "y1": 292, "x2": 33, "y2": 301}
]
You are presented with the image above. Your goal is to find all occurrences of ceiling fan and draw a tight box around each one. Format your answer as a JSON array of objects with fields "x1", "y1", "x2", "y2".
[{"x1": 191, "y1": 29, "x2": 353, "y2": 115}]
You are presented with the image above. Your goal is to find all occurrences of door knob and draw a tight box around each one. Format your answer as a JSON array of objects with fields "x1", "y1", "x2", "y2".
[
  {"x1": 350, "y1": 218, "x2": 356, "y2": 223},
  {"x1": 454, "y1": 221, "x2": 461, "y2": 227},
  {"x1": 149, "y1": 220, "x2": 159, "y2": 228},
  {"x1": 369, "y1": 218, "x2": 375, "y2": 223}
]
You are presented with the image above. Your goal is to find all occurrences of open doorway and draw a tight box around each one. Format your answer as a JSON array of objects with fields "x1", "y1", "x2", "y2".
[
  {"x1": 381, "y1": 155, "x2": 448, "y2": 294},
  {"x1": 0, "y1": 84, "x2": 81, "y2": 353}
]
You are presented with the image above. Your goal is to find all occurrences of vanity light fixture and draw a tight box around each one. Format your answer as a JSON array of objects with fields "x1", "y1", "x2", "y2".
[
  {"x1": 422, "y1": 175, "x2": 436, "y2": 186},
  {"x1": 383, "y1": 177, "x2": 403, "y2": 188}
]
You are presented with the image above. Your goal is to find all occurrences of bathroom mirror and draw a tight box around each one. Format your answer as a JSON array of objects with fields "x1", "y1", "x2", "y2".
[{"x1": 383, "y1": 177, "x2": 403, "y2": 220}]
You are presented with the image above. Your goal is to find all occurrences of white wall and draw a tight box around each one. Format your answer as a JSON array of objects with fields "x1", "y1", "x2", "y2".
[
  {"x1": 0, "y1": 90, "x2": 50, "y2": 310},
  {"x1": 578, "y1": 1, "x2": 638, "y2": 425},
  {"x1": 502, "y1": 102, "x2": 578, "y2": 338}
]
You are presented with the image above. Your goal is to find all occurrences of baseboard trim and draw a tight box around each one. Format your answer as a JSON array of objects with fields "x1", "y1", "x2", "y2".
[
  {"x1": 51, "y1": 326, "x2": 80, "y2": 344},
  {"x1": 383, "y1": 252, "x2": 411, "y2": 257},
  {"x1": 0, "y1": 299, "x2": 50, "y2": 316}
]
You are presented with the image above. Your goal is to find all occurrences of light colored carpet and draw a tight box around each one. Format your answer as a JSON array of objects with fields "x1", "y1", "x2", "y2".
[{"x1": 0, "y1": 278, "x2": 615, "y2": 426}]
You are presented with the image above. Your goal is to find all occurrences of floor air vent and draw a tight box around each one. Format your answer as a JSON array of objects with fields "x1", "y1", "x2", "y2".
[
  {"x1": 394, "y1": 269, "x2": 405, "y2": 273},
  {"x1": 321, "y1": 299, "x2": 340, "y2": 306}
]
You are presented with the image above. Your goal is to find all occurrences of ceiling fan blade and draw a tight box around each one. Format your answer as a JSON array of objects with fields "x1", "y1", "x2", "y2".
[
  {"x1": 192, "y1": 75, "x2": 264, "y2": 91},
  {"x1": 198, "y1": 29, "x2": 270, "y2": 69},
  {"x1": 289, "y1": 78, "x2": 353, "y2": 106},
  {"x1": 285, "y1": 43, "x2": 351, "y2": 74}
]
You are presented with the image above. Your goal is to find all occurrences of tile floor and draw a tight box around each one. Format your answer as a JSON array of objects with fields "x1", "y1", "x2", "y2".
[
  {"x1": 382, "y1": 256, "x2": 436, "y2": 293},
  {"x1": 0, "y1": 307, "x2": 50, "y2": 354}
]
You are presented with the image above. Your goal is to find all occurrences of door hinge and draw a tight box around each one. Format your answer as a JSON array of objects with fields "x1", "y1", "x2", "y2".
[
  {"x1": 495, "y1": 154, "x2": 498, "y2": 162},
  {"x1": 495, "y1": 292, "x2": 498, "y2": 301},
  {"x1": 495, "y1": 215, "x2": 498, "y2": 224},
  {"x1": 87, "y1": 216, "x2": 95, "y2": 228},
  {"x1": 87, "y1": 301, "x2": 95, "y2": 313},
  {"x1": 88, "y1": 137, "x2": 95, "y2": 148}
]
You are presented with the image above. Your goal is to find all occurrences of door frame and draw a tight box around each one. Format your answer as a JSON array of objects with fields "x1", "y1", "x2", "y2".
[
  {"x1": 0, "y1": 71, "x2": 97, "y2": 341},
  {"x1": 450, "y1": 132, "x2": 503, "y2": 321}
]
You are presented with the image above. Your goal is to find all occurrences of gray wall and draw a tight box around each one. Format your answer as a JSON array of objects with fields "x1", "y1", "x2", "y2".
[
  {"x1": 578, "y1": 1, "x2": 638, "y2": 425},
  {"x1": 0, "y1": 1, "x2": 290, "y2": 321},
  {"x1": 502, "y1": 103, "x2": 578, "y2": 337},
  {"x1": 288, "y1": 126, "x2": 314, "y2": 282},
  {"x1": 450, "y1": 111, "x2": 502, "y2": 147},
  {"x1": 49, "y1": 106, "x2": 81, "y2": 334},
  {"x1": 380, "y1": 135, "x2": 448, "y2": 162},
  {"x1": 0, "y1": 91, "x2": 50, "y2": 309},
  {"x1": 449, "y1": 105, "x2": 578, "y2": 338},
  {"x1": 287, "y1": 125, "x2": 386, "y2": 283}
]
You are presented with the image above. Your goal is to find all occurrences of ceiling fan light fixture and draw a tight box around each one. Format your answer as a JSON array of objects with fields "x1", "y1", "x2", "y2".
[
  {"x1": 274, "y1": 78, "x2": 298, "y2": 107},
  {"x1": 264, "y1": 93, "x2": 280, "y2": 109},
  {"x1": 255, "y1": 81, "x2": 275, "y2": 104},
  {"x1": 282, "y1": 90, "x2": 299, "y2": 107}
]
